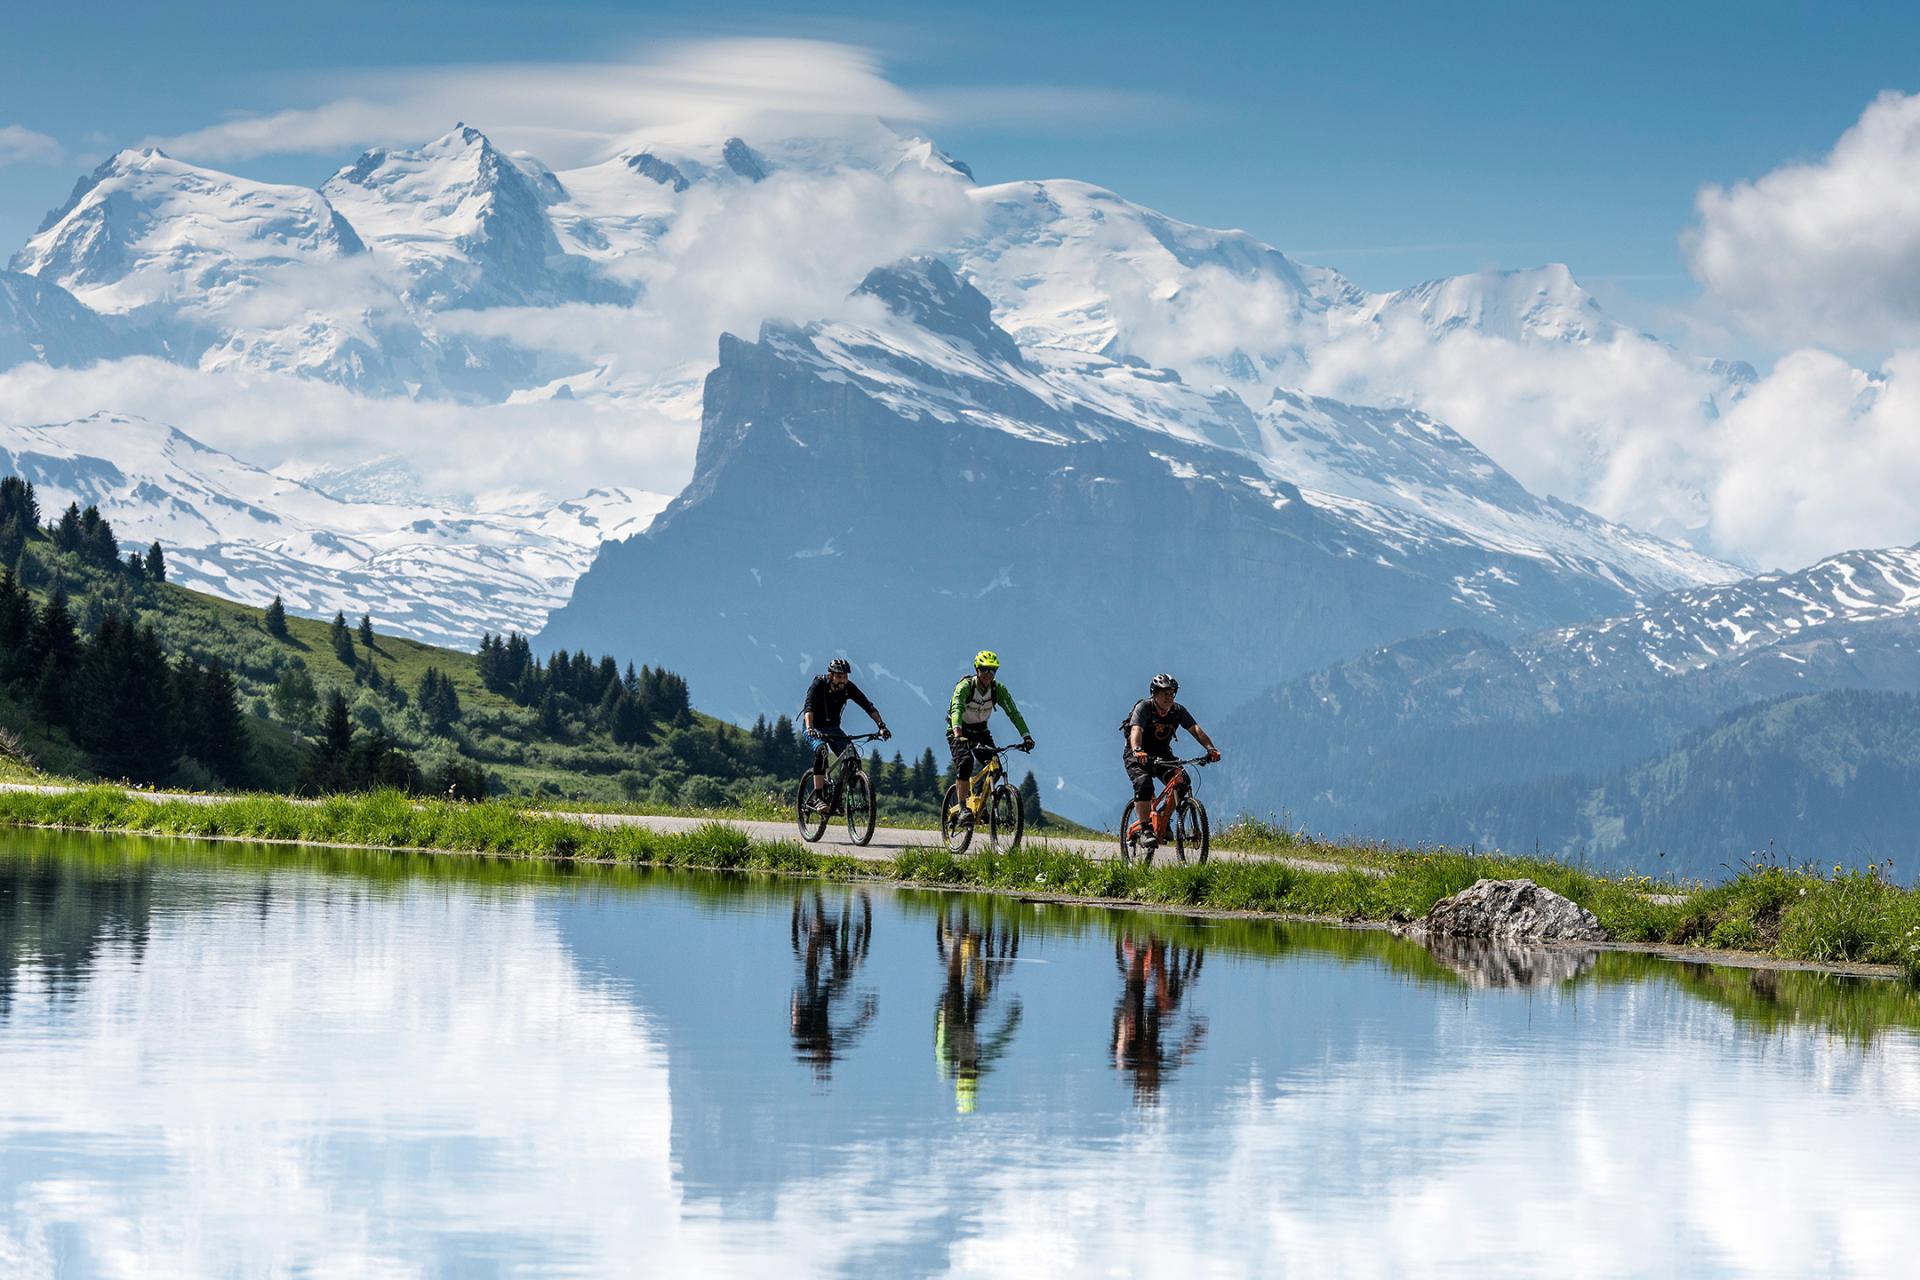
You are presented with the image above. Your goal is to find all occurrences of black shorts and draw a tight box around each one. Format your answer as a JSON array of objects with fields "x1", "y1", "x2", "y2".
[
  {"x1": 952, "y1": 725, "x2": 994, "y2": 778},
  {"x1": 1124, "y1": 753, "x2": 1180, "y2": 802}
]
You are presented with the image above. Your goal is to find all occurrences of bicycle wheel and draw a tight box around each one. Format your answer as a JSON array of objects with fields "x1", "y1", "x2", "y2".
[
  {"x1": 1172, "y1": 796, "x2": 1210, "y2": 864},
  {"x1": 1117, "y1": 800, "x2": 1140, "y2": 864},
  {"x1": 795, "y1": 770, "x2": 828, "y2": 843},
  {"x1": 941, "y1": 782, "x2": 974, "y2": 854},
  {"x1": 987, "y1": 784, "x2": 1023, "y2": 852},
  {"x1": 843, "y1": 769, "x2": 876, "y2": 846}
]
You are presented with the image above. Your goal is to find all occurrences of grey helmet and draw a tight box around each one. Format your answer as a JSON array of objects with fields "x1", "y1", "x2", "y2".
[
  {"x1": 1149, "y1": 673, "x2": 1178, "y2": 693},
  {"x1": 827, "y1": 658, "x2": 852, "y2": 675}
]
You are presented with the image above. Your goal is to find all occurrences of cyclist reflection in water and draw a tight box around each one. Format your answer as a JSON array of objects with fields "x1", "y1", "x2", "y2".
[
  {"x1": 1112, "y1": 932, "x2": 1208, "y2": 1103},
  {"x1": 933, "y1": 904, "x2": 1024, "y2": 1114},
  {"x1": 789, "y1": 891, "x2": 878, "y2": 1081}
]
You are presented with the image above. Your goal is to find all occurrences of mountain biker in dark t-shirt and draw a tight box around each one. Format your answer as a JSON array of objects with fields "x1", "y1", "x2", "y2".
[
  {"x1": 803, "y1": 658, "x2": 889, "y2": 807},
  {"x1": 1124, "y1": 673, "x2": 1220, "y2": 850}
]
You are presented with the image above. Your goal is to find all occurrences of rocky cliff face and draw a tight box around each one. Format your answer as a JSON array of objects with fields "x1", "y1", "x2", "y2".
[{"x1": 542, "y1": 261, "x2": 1722, "y2": 817}]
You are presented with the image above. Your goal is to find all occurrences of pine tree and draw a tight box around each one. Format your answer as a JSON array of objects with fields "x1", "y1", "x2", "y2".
[
  {"x1": 330, "y1": 612, "x2": 356, "y2": 665},
  {"x1": 538, "y1": 690, "x2": 565, "y2": 738},
  {"x1": 914, "y1": 747, "x2": 939, "y2": 798},
  {"x1": 52, "y1": 503, "x2": 82, "y2": 553},
  {"x1": 358, "y1": 613, "x2": 375, "y2": 649},
  {"x1": 264, "y1": 595, "x2": 288, "y2": 638},
  {"x1": 35, "y1": 587, "x2": 78, "y2": 674},
  {"x1": 0, "y1": 570, "x2": 35, "y2": 686},
  {"x1": 0, "y1": 478, "x2": 39, "y2": 564},
  {"x1": 415, "y1": 667, "x2": 461, "y2": 735},
  {"x1": 124, "y1": 551, "x2": 146, "y2": 581},
  {"x1": 1019, "y1": 771, "x2": 1045, "y2": 828},
  {"x1": 476, "y1": 633, "x2": 505, "y2": 690},
  {"x1": 597, "y1": 678, "x2": 624, "y2": 729},
  {"x1": 320, "y1": 689, "x2": 354, "y2": 760},
  {"x1": 78, "y1": 505, "x2": 118, "y2": 568},
  {"x1": 144, "y1": 541, "x2": 166, "y2": 583},
  {"x1": 611, "y1": 691, "x2": 651, "y2": 746}
]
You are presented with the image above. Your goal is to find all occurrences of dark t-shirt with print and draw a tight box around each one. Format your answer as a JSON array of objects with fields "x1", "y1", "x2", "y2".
[{"x1": 1124, "y1": 698, "x2": 1198, "y2": 759}]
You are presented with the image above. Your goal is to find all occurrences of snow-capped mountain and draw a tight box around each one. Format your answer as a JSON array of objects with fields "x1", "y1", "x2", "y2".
[
  {"x1": 320, "y1": 124, "x2": 620, "y2": 310},
  {"x1": 13, "y1": 148, "x2": 365, "y2": 314},
  {"x1": 540, "y1": 258, "x2": 1734, "y2": 817},
  {"x1": 1362, "y1": 263, "x2": 1623, "y2": 345},
  {"x1": 1213, "y1": 540, "x2": 1920, "y2": 843},
  {"x1": 1532, "y1": 544, "x2": 1920, "y2": 686},
  {"x1": 0, "y1": 413, "x2": 670, "y2": 647}
]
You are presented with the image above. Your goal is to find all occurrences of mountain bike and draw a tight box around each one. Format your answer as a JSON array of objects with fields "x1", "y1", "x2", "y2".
[
  {"x1": 1119, "y1": 756, "x2": 1211, "y2": 866},
  {"x1": 941, "y1": 741, "x2": 1031, "y2": 855},
  {"x1": 796, "y1": 732, "x2": 887, "y2": 846}
]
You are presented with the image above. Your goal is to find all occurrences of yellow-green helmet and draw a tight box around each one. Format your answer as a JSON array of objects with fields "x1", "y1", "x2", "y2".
[{"x1": 973, "y1": 649, "x2": 1001, "y2": 670}]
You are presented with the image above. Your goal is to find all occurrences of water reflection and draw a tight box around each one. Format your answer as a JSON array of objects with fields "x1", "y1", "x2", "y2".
[
  {"x1": 0, "y1": 840, "x2": 153, "y2": 1018},
  {"x1": 788, "y1": 890, "x2": 878, "y2": 1081},
  {"x1": 3, "y1": 834, "x2": 1920, "y2": 1276},
  {"x1": 932, "y1": 903, "x2": 1024, "y2": 1113},
  {"x1": 1423, "y1": 934, "x2": 1599, "y2": 989},
  {"x1": 1111, "y1": 932, "x2": 1208, "y2": 1102}
]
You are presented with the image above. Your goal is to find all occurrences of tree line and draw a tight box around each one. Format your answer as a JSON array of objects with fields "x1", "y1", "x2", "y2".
[{"x1": 0, "y1": 569, "x2": 248, "y2": 786}]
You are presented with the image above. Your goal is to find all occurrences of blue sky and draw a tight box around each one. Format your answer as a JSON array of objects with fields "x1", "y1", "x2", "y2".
[{"x1": 3, "y1": 0, "x2": 1914, "y2": 327}]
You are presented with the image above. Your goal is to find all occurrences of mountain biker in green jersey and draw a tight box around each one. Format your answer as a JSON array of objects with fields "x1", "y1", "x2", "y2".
[{"x1": 948, "y1": 650, "x2": 1034, "y2": 816}]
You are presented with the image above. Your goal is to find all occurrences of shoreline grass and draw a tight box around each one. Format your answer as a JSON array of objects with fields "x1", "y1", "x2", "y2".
[{"x1": 2, "y1": 785, "x2": 1917, "y2": 983}]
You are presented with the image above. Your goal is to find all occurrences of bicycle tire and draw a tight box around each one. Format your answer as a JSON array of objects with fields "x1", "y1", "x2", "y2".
[
  {"x1": 844, "y1": 769, "x2": 876, "y2": 846},
  {"x1": 795, "y1": 770, "x2": 829, "y2": 843},
  {"x1": 988, "y1": 784, "x2": 1023, "y2": 852},
  {"x1": 942, "y1": 782, "x2": 973, "y2": 854},
  {"x1": 1117, "y1": 799, "x2": 1140, "y2": 865},
  {"x1": 1172, "y1": 795, "x2": 1210, "y2": 864}
]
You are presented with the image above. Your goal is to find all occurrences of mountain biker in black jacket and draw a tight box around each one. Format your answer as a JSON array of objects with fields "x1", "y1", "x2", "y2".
[
  {"x1": 803, "y1": 658, "x2": 889, "y2": 807},
  {"x1": 1124, "y1": 673, "x2": 1220, "y2": 850}
]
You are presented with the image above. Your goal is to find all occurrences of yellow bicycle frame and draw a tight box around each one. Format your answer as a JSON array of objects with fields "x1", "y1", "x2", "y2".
[{"x1": 959, "y1": 748, "x2": 1006, "y2": 814}]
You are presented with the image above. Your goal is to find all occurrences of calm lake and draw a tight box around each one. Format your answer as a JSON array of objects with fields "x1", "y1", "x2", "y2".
[{"x1": 2, "y1": 829, "x2": 1919, "y2": 1278}]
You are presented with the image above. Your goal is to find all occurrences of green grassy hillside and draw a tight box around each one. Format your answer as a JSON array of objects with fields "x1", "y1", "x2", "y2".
[{"x1": 0, "y1": 496, "x2": 1069, "y2": 827}]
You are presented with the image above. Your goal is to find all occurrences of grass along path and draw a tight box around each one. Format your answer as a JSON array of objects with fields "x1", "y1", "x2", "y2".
[
  {"x1": 1, "y1": 784, "x2": 1917, "y2": 983},
  {"x1": 0, "y1": 779, "x2": 1360, "y2": 872}
]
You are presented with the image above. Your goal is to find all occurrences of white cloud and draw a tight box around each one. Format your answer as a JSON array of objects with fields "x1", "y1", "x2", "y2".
[
  {"x1": 155, "y1": 38, "x2": 931, "y2": 168},
  {"x1": 0, "y1": 357, "x2": 698, "y2": 503},
  {"x1": 1685, "y1": 90, "x2": 1920, "y2": 353},
  {"x1": 1289, "y1": 312, "x2": 1920, "y2": 571},
  {"x1": 0, "y1": 125, "x2": 62, "y2": 167},
  {"x1": 1295, "y1": 319, "x2": 1724, "y2": 552},
  {"x1": 1710, "y1": 349, "x2": 1920, "y2": 568}
]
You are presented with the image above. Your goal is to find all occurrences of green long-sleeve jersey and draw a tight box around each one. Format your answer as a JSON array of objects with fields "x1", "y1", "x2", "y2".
[{"x1": 949, "y1": 675, "x2": 1031, "y2": 736}]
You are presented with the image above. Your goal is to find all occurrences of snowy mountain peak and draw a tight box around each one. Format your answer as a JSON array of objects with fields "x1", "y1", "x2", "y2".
[
  {"x1": 721, "y1": 137, "x2": 767, "y2": 181},
  {"x1": 321, "y1": 124, "x2": 580, "y2": 309},
  {"x1": 1536, "y1": 542, "x2": 1920, "y2": 680},
  {"x1": 1367, "y1": 264, "x2": 1619, "y2": 345},
  {"x1": 12, "y1": 150, "x2": 366, "y2": 313},
  {"x1": 852, "y1": 257, "x2": 1024, "y2": 366}
]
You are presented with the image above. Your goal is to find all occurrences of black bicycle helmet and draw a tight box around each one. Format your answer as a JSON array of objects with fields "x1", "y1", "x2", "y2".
[
  {"x1": 1149, "y1": 672, "x2": 1178, "y2": 693},
  {"x1": 827, "y1": 657, "x2": 852, "y2": 674}
]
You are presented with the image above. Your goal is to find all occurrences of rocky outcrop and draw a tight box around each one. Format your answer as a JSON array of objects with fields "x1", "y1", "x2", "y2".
[{"x1": 1423, "y1": 878, "x2": 1608, "y2": 942}]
